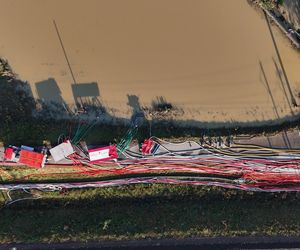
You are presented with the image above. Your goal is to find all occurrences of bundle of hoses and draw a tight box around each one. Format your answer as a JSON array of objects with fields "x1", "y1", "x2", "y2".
[
  {"x1": 116, "y1": 126, "x2": 138, "y2": 154},
  {"x1": 3, "y1": 137, "x2": 300, "y2": 193},
  {"x1": 17, "y1": 142, "x2": 300, "y2": 192},
  {"x1": 71, "y1": 119, "x2": 97, "y2": 145},
  {"x1": 3, "y1": 176, "x2": 300, "y2": 193},
  {"x1": 116, "y1": 114, "x2": 143, "y2": 154}
]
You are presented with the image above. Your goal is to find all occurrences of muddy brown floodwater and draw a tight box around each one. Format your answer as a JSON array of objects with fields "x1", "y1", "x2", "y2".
[{"x1": 1, "y1": 0, "x2": 300, "y2": 124}]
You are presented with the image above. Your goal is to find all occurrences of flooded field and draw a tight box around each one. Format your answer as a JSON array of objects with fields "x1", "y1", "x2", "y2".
[{"x1": 1, "y1": 0, "x2": 300, "y2": 123}]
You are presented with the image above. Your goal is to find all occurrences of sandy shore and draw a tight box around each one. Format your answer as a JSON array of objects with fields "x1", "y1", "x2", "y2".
[{"x1": 1, "y1": 0, "x2": 300, "y2": 123}]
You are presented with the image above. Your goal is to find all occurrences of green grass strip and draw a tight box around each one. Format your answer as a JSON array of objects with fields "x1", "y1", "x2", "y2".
[{"x1": 1, "y1": 185, "x2": 300, "y2": 243}]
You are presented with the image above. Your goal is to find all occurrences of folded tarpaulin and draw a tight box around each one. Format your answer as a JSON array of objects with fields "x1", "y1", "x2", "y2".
[
  {"x1": 49, "y1": 140, "x2": 74, "y2": 162},
  {"x1": 19, "y1": 150, "x2": 46, "y2": 168},
  {"x1": 88, "y1": 145, "x2": 117, "y2": 163}
]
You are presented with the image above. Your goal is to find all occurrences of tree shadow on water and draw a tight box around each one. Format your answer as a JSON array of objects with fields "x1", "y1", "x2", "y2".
[{"x1": 0, "y1": 77, "x2": 35, "y2": 123}]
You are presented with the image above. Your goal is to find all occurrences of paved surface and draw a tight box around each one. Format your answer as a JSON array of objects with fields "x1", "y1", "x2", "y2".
[
  {"x1": 235, "y1": 130, "x2": 300, "y2": 149},
  {"x1": 2, "y1": 236, "x2": 300, "y2": 250}
]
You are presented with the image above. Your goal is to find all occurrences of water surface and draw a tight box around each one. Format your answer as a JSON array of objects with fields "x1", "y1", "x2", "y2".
[{"x1": 1, "y1": 0, "x2": 300, "y2": 123}]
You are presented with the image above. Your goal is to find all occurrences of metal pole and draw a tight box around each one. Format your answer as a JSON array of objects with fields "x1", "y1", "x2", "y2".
[{"x1": 53, "y1": 20, "x2": 83, "y2": 108}]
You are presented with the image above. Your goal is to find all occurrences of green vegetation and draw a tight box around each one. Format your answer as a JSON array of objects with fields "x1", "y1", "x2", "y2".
[
  {"x1": 277, "y1": 0, "x2": 284, "y2": 5},
  {"x1": 258, "y1": 0, "x2": 285, "y2": 9},
  {"x1": 260, "y1": 0, "x2": 276, "y2": 9},
  {"x1": 1, "y1": 185, "x2": 300, "y2": 243}
]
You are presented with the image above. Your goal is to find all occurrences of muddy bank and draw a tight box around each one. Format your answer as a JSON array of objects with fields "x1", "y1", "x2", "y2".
[{"x1": 282, "y1": 0, "x2": 300, "y2": 30}]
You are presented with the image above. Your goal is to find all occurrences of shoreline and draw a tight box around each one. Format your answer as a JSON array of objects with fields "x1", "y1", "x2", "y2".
[
  {"x1": 1, "y1": 113, "x2": 300, "y2": 146},
  {"x1": 1, "y1": 63, "x2": 300, "y2": 147}
]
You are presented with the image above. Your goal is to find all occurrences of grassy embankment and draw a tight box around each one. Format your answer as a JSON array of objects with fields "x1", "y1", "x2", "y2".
[{"x1": 1, "y1": 185, "x2": 300, "y2": 243}]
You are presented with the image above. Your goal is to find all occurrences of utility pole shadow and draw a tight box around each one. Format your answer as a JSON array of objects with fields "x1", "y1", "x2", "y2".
[{"x1": 259, "y1": 60, "x2": 291, "y2": 149}]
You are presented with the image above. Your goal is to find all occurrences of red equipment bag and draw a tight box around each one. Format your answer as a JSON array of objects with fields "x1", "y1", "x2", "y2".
[
  {"x1": 141, "y1": 139, "x2": 153, "y2": 154},
  {"x1": 4, "y1": 148, "x2": 14, "y2": 161},
  {"x1": 19, "y1": 150, "x2": 45, "y2": 168}
]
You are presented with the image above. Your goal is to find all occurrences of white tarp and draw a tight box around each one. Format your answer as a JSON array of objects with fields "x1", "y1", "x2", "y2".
[{"x1": 50, "y1": 140, "x2": 74, "y2": 162}]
